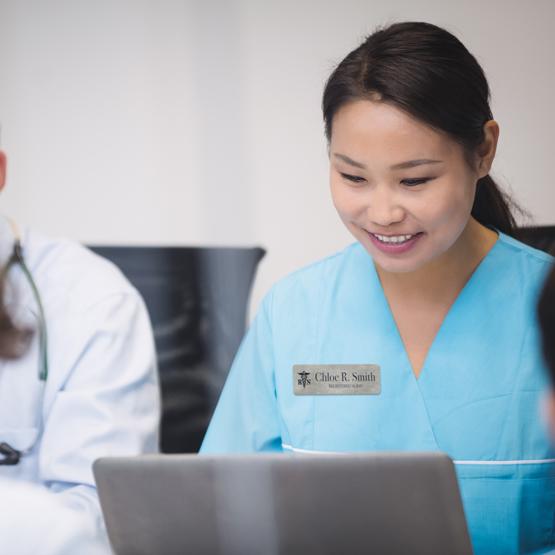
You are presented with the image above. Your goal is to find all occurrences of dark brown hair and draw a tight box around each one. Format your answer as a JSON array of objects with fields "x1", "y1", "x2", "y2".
[
  {"x1": 322, "y1": 21, "x2": 520, "y2": 236},
  {"x1": 0, "y1": 279, "x2": 32, "y2": 359}
]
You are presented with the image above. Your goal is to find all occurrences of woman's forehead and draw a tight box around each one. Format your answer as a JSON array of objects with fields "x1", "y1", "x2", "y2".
[{"x1": 330, "y1": 99, "x2": 456, "y2": 163}]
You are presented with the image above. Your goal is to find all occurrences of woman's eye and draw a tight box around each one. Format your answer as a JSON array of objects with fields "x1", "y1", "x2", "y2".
[
  {"x1": 340, "y1": 173, "x2": 366, "y2": 184},
  {"x1": 401, "y1": 177, "x2": 432, "y2": 187}
]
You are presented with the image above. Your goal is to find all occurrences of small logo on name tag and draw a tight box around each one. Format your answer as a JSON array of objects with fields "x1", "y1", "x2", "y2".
[{"x1": 293, "y1": 365, "x2": 381, "y2": 395}]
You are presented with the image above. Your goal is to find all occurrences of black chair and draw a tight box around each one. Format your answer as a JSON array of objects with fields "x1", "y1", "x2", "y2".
[
  {"x1": 88, "y1": 246, "x2": 265, "y2": 454},
  {"x1": 514, "y1": 226, "x2": 555, "y2": 256}
]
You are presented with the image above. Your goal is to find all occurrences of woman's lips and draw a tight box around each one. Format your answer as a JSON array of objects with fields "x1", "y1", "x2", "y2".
[{"x1": 366, "y1": 231, "x2": 424, "y2": 254}]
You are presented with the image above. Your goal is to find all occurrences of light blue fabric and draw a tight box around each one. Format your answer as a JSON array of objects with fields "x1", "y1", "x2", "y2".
[{"x1": 201, "y1": 232, "x2": 555, "y2": 555}]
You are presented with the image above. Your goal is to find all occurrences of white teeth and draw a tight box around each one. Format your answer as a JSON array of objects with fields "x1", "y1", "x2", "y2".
[{"x1": 374, "y1": 233, "x2": 415, "y2": 244}]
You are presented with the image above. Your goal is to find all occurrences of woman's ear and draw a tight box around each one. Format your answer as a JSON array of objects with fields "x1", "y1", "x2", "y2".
[
  {"x1": 476, "y1": 120, "x2": 500, "y2": 179},
  {"x1": 0, "y1": 151, "x2": 6, "y2": 193}
]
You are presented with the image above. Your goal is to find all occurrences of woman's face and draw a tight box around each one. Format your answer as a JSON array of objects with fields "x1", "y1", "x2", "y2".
[{"x1": 329, "y1": 100, "x2": 481, "y2": 274}]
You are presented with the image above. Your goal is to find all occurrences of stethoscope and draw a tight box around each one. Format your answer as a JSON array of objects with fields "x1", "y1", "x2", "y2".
[{"x1": 0, "y1": 220, "x2": 48, "y2": 465}]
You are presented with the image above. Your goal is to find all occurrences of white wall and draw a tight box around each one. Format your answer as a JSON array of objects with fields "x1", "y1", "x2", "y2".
[{"x1": 0, "y1": 0, "x2": 553, "y2": 317}]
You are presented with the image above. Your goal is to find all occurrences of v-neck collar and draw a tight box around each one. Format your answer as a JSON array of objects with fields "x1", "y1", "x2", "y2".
[{"x1": 367, "y1": 231, "x2": 503, "y2": 384}]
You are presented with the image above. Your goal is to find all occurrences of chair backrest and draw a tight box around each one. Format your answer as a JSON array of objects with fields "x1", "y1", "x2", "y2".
[
  {"x1": 514, "y1": 226, "x2": 555, "y2": 256},
  {"x1": 89, "y1": 246, "x2": 265, "y2": 453}
]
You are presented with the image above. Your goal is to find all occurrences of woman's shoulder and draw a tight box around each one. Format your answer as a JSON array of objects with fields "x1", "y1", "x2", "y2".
[
  {"x1": 496, "y1": 232, "x2": 554, "y2": 277},
  {"x1": 497, "y1": 232, "x2": 553, "y2": 263},
  {"x1": 261, "y1": 242, "x2": 363, "y2": 313},
  {"x1": 493, "y1": 232, "x2": 554, "y2": 310},
  {"x1": 277, "y1": 241, "x2": 360, "y2": 284}
]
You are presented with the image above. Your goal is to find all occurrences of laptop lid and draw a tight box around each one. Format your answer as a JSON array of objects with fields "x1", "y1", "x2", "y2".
[{"x1": 93, "y1": 452, "x2": 473, "y2": 555}]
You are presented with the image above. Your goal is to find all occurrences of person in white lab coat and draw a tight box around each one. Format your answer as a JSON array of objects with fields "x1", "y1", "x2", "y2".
[
  {"x1": 0, "y1": 148, "x2": 160, "y2": 548},
  {"x1": 0, "y1": 477, "x2": 105, "y2": 554}
]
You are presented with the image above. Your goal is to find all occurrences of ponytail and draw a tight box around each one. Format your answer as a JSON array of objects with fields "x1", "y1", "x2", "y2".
[{"x1": 471, "y1": 175, "x2": 519, "y2": 237}]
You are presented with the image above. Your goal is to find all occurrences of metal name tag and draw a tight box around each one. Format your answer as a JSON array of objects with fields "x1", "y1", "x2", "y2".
[{"x1": 293, "y1": 364, "x2": 381, "y2": 396}]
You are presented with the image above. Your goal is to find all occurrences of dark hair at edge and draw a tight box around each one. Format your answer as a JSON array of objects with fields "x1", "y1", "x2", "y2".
[
  {"x1": 322, "y1": 21, "x2": 522, "y2": 236},
  {"x1": 538, "y1": 265, "x2": 555, "y2": 384},
  {"x1": 0, "y1": 278, "x2": 32, "y2": 359}
]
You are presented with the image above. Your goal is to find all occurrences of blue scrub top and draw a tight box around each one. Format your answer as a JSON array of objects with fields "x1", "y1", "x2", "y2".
[{"x1": 201, "y1": 232, "x2": 555, "y2": 555}]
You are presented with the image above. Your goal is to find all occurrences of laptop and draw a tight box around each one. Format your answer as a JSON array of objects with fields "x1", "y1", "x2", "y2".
[{"x1": 93, "y1": 452, "x2": 473, "y2": 555}]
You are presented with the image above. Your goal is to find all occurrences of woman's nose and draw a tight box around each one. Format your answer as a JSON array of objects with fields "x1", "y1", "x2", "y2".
[{"x1": 366, "y1": 187, "x2": 405, "y2": 227}]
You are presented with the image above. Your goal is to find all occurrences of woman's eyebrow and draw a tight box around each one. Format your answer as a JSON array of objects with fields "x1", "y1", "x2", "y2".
[
  {"x1": 333, "y1": 153, "x2": 367, "y2": 169},
  {"x1": 333, "y1": 153, "x2": 443, "y2": 170},
  {"x1": 390, "y1": 159, "x2": 444, "y2": 170}
]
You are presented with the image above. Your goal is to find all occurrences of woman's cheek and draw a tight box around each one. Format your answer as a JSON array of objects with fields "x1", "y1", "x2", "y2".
[{"x1": 332, "y1": 184, "x2": 360, "y2": 219}]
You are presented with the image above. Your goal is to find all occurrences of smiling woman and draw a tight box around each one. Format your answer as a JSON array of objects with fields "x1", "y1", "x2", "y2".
[
  {"x1": 322, "y1": 22, "x2": 518, "y2": 239},
  {"x1": 328, "y1": 99, "x2": 499, "y2": 275},
  {"x1": 200, "y1": 21, "x2": 555, "y2": 555}
]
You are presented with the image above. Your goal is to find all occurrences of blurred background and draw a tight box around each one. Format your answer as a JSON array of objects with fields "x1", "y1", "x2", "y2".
[{"x1": 0, "y1": 0, "x2": 553, "y2": 317}]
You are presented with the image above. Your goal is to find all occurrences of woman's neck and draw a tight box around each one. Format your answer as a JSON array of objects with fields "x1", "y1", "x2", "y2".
[{"x1": 375, "y1": 218, "x2": 499, "y2": 302}]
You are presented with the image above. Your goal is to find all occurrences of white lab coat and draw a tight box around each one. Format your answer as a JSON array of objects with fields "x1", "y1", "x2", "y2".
[
  {"x1": 0, "y1": 221, "x2": 160, "y2": 549},
  {"x1": 0, "y1": 477, "x2": 105, "y2": 554}
]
